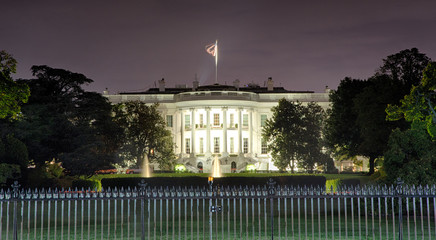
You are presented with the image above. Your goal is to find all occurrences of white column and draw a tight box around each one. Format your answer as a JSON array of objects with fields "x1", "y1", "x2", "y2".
[
  {"x1": 180, "y1": 109, "x2": 184, "y2": 155},
  {"x1": 249, "y1": 108, "x2": 253, "y2": 155},
  {"x1": 238, "y1": 107, "x2": 243, "y2": 155},
  {"x1": 222, "y1": 107, "x2": 228, "y2": 157},
  {"x1": 190, "y1": 108, "x2": 195, "y2": 157},
  {"x1": 206, "y1": 107, "x2": 211, "y2": 155}
]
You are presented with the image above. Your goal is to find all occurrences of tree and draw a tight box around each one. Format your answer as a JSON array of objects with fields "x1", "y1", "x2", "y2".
[
  {"x1": 324, "y1": 77, "x2": 369, "y2": 158},
  {"x1": 0, "y1": 50, "x2": 30, "y2": 120},
  {"x1": 383, "y1": 121, "x2": 436, "y2": 185},
  {"x1": 377, "y1": 47, "x2": 430, "y2": 88},
  {"x1": 387, "y1": 62, "x2": 436, "y2": 138},
  {"x1": 262, "y1": 99, "x2": 327, "y2": 172},
  {"x1": 113, "y1": 101, "x2": 176, "y2": 170},
  {"x1": 352, "y1": 74, "x2": 408, "y2": 173},
  {"x1": 297, "y1": 102, "x2": 328, "y2": 172},
  {"x1": 326, "y1": 48, "x2": 431, "y2": 174},
  {"x1": 12, "y1": 66, "x2": 120, "y2": 175},
  {"x1": 0, "y1": 134, "x2": 29, "y2": 169}
]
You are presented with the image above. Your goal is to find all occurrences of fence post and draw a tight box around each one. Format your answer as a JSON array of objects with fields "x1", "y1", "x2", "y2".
[
  {"x1": 208, "y1": 177, "x2": 214, "y2": 240},
  {"x1": 268, "y1": 178, "x2": 276, "y2": 240},
  {"x1": 12, "y1": 181, "x2": 20, "y2": 240},
  {"x1": 138, "y1": 179, "x2": 148, "y2": 240},
  {"x1": 396, "y1": 178, "x2": 404, "y2": 240}
]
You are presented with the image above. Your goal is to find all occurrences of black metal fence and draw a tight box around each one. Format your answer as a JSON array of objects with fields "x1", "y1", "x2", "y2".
[{"x1": 1, "y1": 179, "x2": 435, "y2": 239}]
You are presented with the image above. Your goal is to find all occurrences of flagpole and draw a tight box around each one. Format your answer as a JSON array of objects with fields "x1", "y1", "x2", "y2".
[{"x1": 215, "y1": 40, "x2": 218, "y2": 84}]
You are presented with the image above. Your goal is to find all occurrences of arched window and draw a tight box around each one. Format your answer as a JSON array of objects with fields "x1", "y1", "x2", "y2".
[
  {"x1": 231, "y1": 162, "x2": 236, "y2": 173},
  {"x1": 197, "y1": 162, "x2": 203, "y2": 173}
]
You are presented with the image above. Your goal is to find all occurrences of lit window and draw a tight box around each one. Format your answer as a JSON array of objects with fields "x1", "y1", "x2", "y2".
[
  {"x1": 199, "y1": 138, "x2": 204, "y2": 154},
  {"x1": 230, "y1": 114, "x2": 234, "y2": 127},
  {"x1": 185, "y1": 114, "x2": 190, "y2": 127},
  {"x1": 185, "y1": 138, "x2": 191, "y2": 154},
  {"x1": 230, "y1": 137, "x2": 234, "y2": 153},
  {"x1": 214, "y1": 113, "x2": 220, "y2": 126},
  {"x1": 166, "y1": 115, "x2": 173, "y2": 127},
  {"x1": 243, "y1": 114, "x2": 248, "y2": 127},
  {"x1": 243, "y1": 138, "x2": 248, "y2": 153},
  {"x1": 261, "y1": 138, "x2": 268, "y2": 154},
  {"x1": 214, "y1": 137, "x2": 220, "y2": 153},
  {"x1": 261, "y1": 114, "x2": 267, "y2": 127}
]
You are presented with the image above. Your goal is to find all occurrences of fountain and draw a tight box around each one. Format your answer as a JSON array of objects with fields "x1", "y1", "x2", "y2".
[
  {"x1": 211, "y1": 156, "x2": 222, "y2": 178},
  {"x1": 141, "y1": 154, "x2": 152, "y2": 178}
]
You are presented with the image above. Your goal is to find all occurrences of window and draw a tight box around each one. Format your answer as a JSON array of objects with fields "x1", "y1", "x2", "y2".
[
  {"x1": 230, "y1": 114, "x2": 234, "y2": 127},
  {"x1": 261, "y1": 114, "x2": 267, "y2": 127},
  {"x1": 214, "y1": 113, "x2": 220, "y2": 126},
  {"x1": 166, "y1": 115, "x2": 173, "y2": 127},
  {"x1": 185, "y1": 138, "x2": 191, "y2": 154},
  {"x1": 199, "y1": 114, "x2": 204, "y2": 126},
  {"x1": 199, "y1": 138, "x2": 204, "y2": 154},
  {"x1": 185, "y1": 114, "x2": 190, "y2": 128},
  {"x1": 243, "y1": 114, "x2": 248, "y2": 127},
  {"x1": 214, "y1": 137, "x2": 220, "y2": 153},
  {"x1": 230, "y1": 137, "x2": 234, "y2": 153},
  {"x1": 261, "y1": 138, "x2": 268, "y2": 154},
  {"x1": 243, "y1": 138, "x2": 248, "y2": 153}
]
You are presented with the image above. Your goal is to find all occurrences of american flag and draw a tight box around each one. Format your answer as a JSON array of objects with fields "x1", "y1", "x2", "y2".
[{"x1": 205, "y1": 42, "x2": 217, "y2": 57}]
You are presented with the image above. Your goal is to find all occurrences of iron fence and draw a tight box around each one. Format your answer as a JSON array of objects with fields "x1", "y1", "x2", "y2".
[{"x1": 1, "y1": 178, "x2": 436, "y2": 239}]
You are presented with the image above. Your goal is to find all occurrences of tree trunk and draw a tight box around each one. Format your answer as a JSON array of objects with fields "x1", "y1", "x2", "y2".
[{"x1": 368, "y1": 156, "x2": 375, "y2": 175}]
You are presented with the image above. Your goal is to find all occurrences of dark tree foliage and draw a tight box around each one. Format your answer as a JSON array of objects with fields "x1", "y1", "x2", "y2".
[
  {"x1": 11, "y1": 66, "x2": 121, "y2": 175},
  {"x1": 0, "y1": 135, "x2": 29, "y2": 169},
  {"x1": 384, "y1": 121, "x2": 436, "y2": 185},
  {"x1": 326, "y1": 48, "x2": 431, "y2": 174},
  {"x1": 325, "y1": 78, "x2": 369, "y2": 157},
  {"x1": 113, "y1": 101, "x2": 176, "y2": 170},
  {"x1": 377, "y1": 47, "x2": 430, "y2": 88},
  {"x1": 353, "y1": 74, "x2": 409, "y2": 173}
]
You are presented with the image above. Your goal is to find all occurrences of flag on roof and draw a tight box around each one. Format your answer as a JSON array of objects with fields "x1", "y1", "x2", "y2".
[{"x1": 205, "y1": 42, "x2": 217, "y2": 57}]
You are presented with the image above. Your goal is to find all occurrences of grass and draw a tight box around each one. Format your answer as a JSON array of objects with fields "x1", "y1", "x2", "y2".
[{"x1": 2, "y1": 197, "x2": 434, "y2": 240}]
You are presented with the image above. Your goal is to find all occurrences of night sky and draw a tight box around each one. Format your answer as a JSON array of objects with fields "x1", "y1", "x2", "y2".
[{"x1": 2, "y1": 1, "x2": 436, "y2": 93}]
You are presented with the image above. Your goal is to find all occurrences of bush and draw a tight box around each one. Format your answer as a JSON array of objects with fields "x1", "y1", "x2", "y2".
[
  {"x1": 72, "y1": 179, "x2": 102, "y2": 191},
  {"x1": 326, "y1": 178, "x2": 361, "y2": 193},
  {"x1": 0, "y1": 163, "x2": 21, "y2": 187},
  {"x1": 101, "y1": 176, "x2": 326, "y2": 189}
]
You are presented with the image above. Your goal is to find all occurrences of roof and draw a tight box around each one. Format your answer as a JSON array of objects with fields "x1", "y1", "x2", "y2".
[{"x1": 119, "y1": 83, "x2": 314, "y2": 95}]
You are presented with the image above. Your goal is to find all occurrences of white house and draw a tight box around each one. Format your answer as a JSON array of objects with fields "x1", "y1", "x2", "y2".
[{"x1": 104, "y1": 78, "x2": 332, "y2": 173}]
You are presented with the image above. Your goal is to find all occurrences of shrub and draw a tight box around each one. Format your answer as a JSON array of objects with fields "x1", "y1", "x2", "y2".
[
  {"x1": 326, "y1": 178, "x2": 361, "y2": 193},
  {"x1": 174, "y1": 164, "x2": 186, "y2": 173},
  {"x1": 101, "y1": 176, "x2": 326, "y2": 189},
  {"x1": 0, "y1": 163, "x2": 21, "y2": 187},
  {"x1": 72, "y1": 179, "x2": 102, "y2": 191}
]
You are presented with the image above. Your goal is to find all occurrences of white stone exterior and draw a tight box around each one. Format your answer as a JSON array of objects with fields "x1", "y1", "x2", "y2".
[{"x1": 104, "y1": 83, "x2": 330, "y2": 173}]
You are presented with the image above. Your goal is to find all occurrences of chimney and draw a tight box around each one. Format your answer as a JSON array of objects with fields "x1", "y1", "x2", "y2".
[
  {"x1": 158, "y1": 78, "x2": 165, "y2": 92},
  {"x1": 193, "y1": 74, "x2": 199, "y2": 90},
  {"x1": 233, "y1": 79, "x2": 240, "y2": 91},
  {"x1": 103, "y1": 88, "x2": 109, "y2": 95},
  {"x1": 325, "y1": 85, "x2": 331, "y2": 93},
  {"x1": 267, "y1": 77, "x2": 274, "y2": 91}
]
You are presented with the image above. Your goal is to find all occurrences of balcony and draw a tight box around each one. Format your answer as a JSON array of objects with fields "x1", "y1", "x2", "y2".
[{"x1": 174, "y1": 91, "x2": 259, "y2": 102}]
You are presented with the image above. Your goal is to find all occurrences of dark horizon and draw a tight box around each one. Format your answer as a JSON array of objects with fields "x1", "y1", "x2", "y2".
[{"x1": 2, "y1": 0, "x2": 436, "y2": 94}]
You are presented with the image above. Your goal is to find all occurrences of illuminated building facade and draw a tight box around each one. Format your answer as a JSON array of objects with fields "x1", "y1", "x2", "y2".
[{"x1": 104, "y1": 78, "x2": 330, "y2": 173}]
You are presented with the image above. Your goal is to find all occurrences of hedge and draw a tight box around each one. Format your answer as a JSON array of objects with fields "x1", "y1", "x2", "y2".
[
  {"x1": 101, "y1": 176, "x2": 326, "y2": 189},
  {"x1": 72, "y1": 179, "x2": 102, "y2": 191}
]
